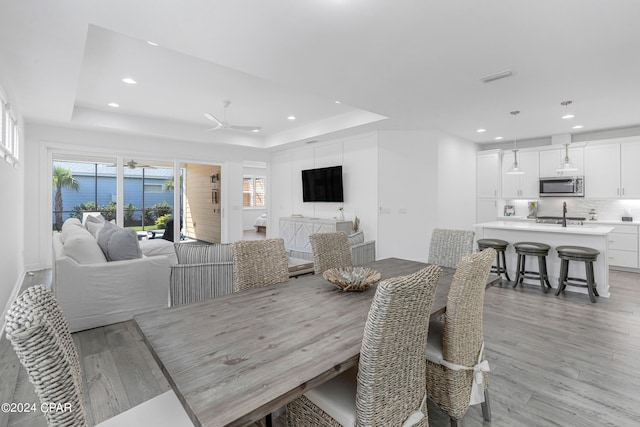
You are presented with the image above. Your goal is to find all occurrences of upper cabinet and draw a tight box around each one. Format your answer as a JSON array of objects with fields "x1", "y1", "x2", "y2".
[
  {"x1": 621, "y1": 142, "x2": 640, "y2": 198},
  {"x1": 477, "y1": 151, "x2": 501, "y2": 198},
  {"x1": 539, "y1": 146, "x2": 584, "y2": 177},
  {"x1": 585, "y1": 141, "x2": 640, "y2": 199},
  {"x1": 501, "y1": 150, "x2": 539, "y2": 199},
  {"x1": 585, "y1": 143, "x2": 620, "y2": 198}
]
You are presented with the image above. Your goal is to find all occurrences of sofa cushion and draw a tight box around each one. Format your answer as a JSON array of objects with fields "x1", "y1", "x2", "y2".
[
  {"x1": 347, "y1": 231, "x2": 365, "y2": 246},
  {"x1": 140, "y1": 239, "x2": 178, "y2": 265},
  {"x1": 174, "y1": 243, "x2": 232, "y2": 264},
  {"x1": 60, "y1": 218, "x2": 84, "y2": 243},
  {"x1": 84, "y1": 214, "x2": 106, "y2": 238},
  {"x1": 63, "y1": 227, "x2": 108, "y2": 264},
  {"x1": 97, "y1": 222, "x2": 143, "y2": 262}
]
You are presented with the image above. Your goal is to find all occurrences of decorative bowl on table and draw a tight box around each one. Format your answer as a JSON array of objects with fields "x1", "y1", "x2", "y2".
[{"x1": 322, "y1": 266, "x2": 381, "y2": 292}]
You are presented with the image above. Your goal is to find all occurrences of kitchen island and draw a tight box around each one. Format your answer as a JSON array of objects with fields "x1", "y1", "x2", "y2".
[{"x1": 475, "y1": 221, "x2": 614, "y2": 297}]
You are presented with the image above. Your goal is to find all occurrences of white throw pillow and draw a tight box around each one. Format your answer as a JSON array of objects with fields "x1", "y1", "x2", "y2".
[
  {"x1": 63, "y1": 228, "x2": 108, "y2": 264},
  {"x1": 60, "y1": 218, "x2": 84, "y2": 243}
]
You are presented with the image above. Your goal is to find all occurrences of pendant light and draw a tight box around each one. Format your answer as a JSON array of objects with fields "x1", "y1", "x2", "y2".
[
  {"x1": 506, "y1": 110, "x2": 524, "y2": 175},
  {"x1": 557, "y1": 141, "x2": 578, "y2": 172}
]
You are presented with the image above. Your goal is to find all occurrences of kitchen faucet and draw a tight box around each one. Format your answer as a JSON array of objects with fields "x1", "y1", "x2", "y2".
[{"x1": 562, "y1": 201, "x2": 567, "y2": 227}]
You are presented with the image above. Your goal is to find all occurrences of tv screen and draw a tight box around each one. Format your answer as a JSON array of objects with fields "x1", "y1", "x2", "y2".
[{"x1": 302, "y1": 166, "x2": 344, "y2": 202}]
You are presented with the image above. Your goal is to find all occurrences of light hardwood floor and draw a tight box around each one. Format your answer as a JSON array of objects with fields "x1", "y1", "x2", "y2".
[{"x1": 2, "y1": 269, "x2": 640, "y2": 426}]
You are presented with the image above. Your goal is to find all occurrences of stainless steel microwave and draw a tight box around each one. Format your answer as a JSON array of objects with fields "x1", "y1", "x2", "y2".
[{"x1": 539, "y1": 176, "x2": 584, "y2": 197}]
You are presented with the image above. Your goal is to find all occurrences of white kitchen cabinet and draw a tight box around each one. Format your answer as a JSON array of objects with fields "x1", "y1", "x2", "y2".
[
  {"x1": 539, "y1": 146, "x2": 584, "y2": 177},
  {"x1": 501, "y1": 150, "x2": 539, "y2": 199},
  {"x1": 607, "y1": 224, "x2": 638, "y2": 269},
  {"x1": 476, "y1": 198, "x2": 498, "y2": 223},
  {"x1": 584, "y1": 143, "x2": 621, "y2": 198},
  {"x1": 621, "y1": 142, "x2": 640, "y2": 198},
  {"x1": 477, "y1": 151, "x2": 501, "y2": 198},
  {"x1": 585, "y1": 141, "x2": 640, "y2": 199}
]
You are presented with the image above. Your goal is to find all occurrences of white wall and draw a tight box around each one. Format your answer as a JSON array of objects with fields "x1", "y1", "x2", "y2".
[
  {"x1": 269, "y1": 132, "x2": 379, "y2": 244},
  {"x1": 24, "y1": 123, "x2": 270, "y2": 269},
  {"x1": 270, "y1": 130, "x2": 478, "y2": 263},
  {"x1": 377, "y1": 130, "x2": 477, "y2": 262},
  {"x1": 0, "y1": 83, "x2": 25, "y2": 323}
]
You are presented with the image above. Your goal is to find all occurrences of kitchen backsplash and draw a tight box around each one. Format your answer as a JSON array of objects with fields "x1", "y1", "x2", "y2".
[{"x1": 505, "y1": 199, "x2": 640, "y2": 221}]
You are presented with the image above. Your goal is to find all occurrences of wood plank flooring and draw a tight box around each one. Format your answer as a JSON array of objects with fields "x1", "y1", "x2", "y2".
[{"x1": 1, "y1": 269, "x2": 640, "y2": 426}]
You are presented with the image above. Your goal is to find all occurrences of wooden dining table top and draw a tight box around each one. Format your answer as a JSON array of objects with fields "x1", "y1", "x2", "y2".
[{"x1": 134, "y1": 257, "x2": 500, "y2": 427}]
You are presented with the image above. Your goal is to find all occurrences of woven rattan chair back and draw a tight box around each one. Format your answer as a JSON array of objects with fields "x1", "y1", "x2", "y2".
[
  {"x1": 427, "y1": 248, "x2": 495, "y2": 422},
  {"x1": 355, "y1": 264, "x2": 442, "y2": 426},
  {"x1": 309, "y1": 232, "x2": 353, "y2": 274},
  {"x1": 232, "y1": 238, "x2": 289, "y2": 292},
  {"x1": 427, "y1": 228, "x2": 475, "y2": 269},
  {"x1": 4, "y1": 285, "x2": 87, "y2": 426}
]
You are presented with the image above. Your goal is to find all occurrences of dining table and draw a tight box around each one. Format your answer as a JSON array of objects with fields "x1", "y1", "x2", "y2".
[{"x1": 134, "y1": 257, "x2": 500, "y2": 427}]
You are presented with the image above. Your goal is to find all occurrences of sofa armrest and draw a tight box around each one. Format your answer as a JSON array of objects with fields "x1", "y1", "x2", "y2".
[
  {"x1": 170, "y1": 262, "x2": 234, "y2": 306},
  {"x1": 53, "y1": 254, "x2": 171, "y2": 332},
  {"x1": 351, "y1": 240, "x2": 376, "y2": 266}
]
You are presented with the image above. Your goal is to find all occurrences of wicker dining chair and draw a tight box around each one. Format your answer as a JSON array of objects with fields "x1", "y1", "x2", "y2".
[
  {"x1": 287, "y1": 264, "x2": 443, "y2": 427},
  {"x1": 309, "y1": 232, "x2": 353, "y2": 274},
  {"x1": 427, "y1": 228, "x2": 475, "y2": 269},
  {"x1": 425, "y1": 248, "x2": 495, "y2": 427},
  {"x1": 232, "y1": 238, "x2": 290, "y2": 292},
  {"x1": 4, "y1": 285, "x2": 193, "y2": 427}
]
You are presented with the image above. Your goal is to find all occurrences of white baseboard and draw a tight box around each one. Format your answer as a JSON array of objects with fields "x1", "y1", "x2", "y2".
[{"x1": 1, "y1": 269, "x2": 26, "y2": 339}]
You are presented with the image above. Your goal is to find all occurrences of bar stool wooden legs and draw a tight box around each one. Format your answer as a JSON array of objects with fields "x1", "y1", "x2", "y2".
[
  {"x1": 555, "y1": 245, "x2": 600, "y2": 303},
  {"x1": 477, "y1": 238, "x2": 510, "y2": 282},
  {"x1": 513, "y1": 242, "x2": 552, "y2": 293}
]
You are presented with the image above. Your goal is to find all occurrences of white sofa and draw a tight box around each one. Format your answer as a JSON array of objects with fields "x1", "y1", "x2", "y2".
[{"x1": 52, "y1": 218, "x2": 178, "y2": 332}]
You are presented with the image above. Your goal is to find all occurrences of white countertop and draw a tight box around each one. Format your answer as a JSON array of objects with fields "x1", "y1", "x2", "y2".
[
  {"x1": 498, "y1": 216, "x2": 640, "y2": 226},
  {"x1": 475, "y1": 221, "x2": 614, "y2": 235}
]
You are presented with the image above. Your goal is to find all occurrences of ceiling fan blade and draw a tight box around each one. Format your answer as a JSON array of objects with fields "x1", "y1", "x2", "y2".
[
  {"x1": 203, "y1": 112, "x2": 223, "y2": 128},
  {"x1": 229, "y1": 125, "x2": 262, "y2": 132}
]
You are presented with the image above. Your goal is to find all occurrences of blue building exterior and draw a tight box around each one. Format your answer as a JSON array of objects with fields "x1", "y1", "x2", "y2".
[{"x1": 53, "y1": 162, "x2": 176, "y2": 227}]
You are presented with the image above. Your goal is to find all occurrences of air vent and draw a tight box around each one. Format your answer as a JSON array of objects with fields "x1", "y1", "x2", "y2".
[{"x1": 480, "y1": 69, "x2": 513, "y2": 83}]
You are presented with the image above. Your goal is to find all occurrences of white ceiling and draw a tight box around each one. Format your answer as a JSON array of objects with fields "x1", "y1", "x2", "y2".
[{"x1": 1, "y1": 0, "x2": 640, "y2": 148}]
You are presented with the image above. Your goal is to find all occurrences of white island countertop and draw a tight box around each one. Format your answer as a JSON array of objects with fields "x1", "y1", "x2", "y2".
[{"x1": 475, "y1": 221, "x2": 614, "y2": 236}]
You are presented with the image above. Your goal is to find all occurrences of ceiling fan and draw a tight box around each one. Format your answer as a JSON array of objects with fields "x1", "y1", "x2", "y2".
[
  {"x1": 125, "y1": 159, "x2": 155, "y2": 169},
  {"x1": 204, "y1": 100, "x2": 262, "y2": 132}
]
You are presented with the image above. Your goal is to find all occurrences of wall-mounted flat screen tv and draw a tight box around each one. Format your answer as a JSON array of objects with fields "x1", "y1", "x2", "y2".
[{"x1": 302, "y1": 165, "x2": 344, "y2": 202}]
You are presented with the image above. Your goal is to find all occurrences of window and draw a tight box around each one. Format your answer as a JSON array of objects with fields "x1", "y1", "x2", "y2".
[
  {"x1": 0, "y1": 95, "x2": 20, "y2": 165},
  {"x1": 243, "y1": 176, "x2": 266, "y2": 208}
]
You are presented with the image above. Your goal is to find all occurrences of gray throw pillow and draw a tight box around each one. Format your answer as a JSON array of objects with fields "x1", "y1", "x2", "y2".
[
  {"x1": 85, "y1": 214, "x2": 106, "y2": 238},
  {"x1": 97, "y1": 221, "x2": 142, "y2": 261}
]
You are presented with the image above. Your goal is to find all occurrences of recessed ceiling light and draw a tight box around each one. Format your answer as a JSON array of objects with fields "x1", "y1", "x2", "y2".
[
  {"x1": 251, "y1": 129, "x2": 260, "y2": 133},
  {"x1": 495, "y1": 136, "x2": 503, "y2": 140},
  {"x1": 476, "y1": 128, "x2": 486, "y2": 133},
  {"x1": 562, "y1": 114, "x2": 575, "y2": 120},
  {"x1": 287, "y1": 115, "x2": 296, "y2": 120},
  {"x1": 147, "y1": 41, "x2": 159, "y2": 46},
  {"x1": 122, "y1": 77, "x2": 137, "y2": 85},
  {"x1": 108, "y1": 102, "x2": 119, "y2": 108},
  {"x1": 572, "y1": 125, "x2": 584, "y2": 129},
  {"x1": 335, "y1": 100, "x2": 341, "y2": 104}
]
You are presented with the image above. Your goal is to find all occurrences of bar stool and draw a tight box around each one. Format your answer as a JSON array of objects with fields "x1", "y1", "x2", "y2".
[
  {"x1": 513, "y1": 242, "x2": 552, "y2": 293},
  {"x1": 477, "y1": 238, "x2": 511, "y2": 282},
  {"x1": 555, "y1": 245, "x2": 600, "y2": 303}
]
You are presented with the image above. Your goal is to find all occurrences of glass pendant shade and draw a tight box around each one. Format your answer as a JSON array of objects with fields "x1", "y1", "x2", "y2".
[
  {"x1": 557, "y1": 143, "x2": 578, "y2": 172},
  {"x1": 506, "y1": 149, "x2": 524, "y2": 175}
]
